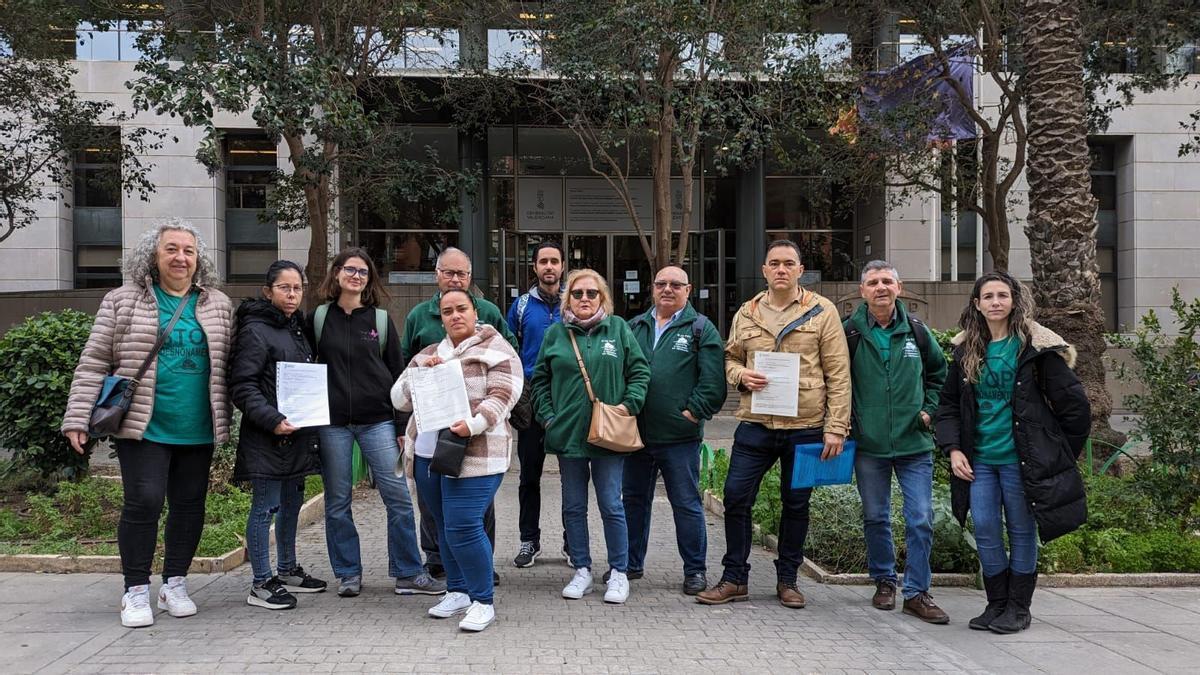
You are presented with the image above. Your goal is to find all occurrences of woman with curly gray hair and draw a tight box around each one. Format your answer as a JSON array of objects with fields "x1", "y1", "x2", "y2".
[{"x1": 62, "y1": 219, "x2": 234, "y2": 629}]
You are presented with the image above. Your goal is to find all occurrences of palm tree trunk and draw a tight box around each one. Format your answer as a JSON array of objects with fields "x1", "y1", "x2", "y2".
[{"x1": 1022, "y1": 0, "x2": 1121, "y2": 448}]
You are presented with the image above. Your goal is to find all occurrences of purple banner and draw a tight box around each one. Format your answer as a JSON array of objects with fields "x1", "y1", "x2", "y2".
[{"x1": 860, "y1": 41, "x2": 977, "y2": 142}]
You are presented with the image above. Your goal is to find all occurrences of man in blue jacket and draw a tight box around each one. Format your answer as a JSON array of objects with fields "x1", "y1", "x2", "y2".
[
  {"x1": 626, "y1": 266, "x2": 727, "y2": 595},
  {"x1": 506, "y1": 240, "x2": 564, "y2": 568}
]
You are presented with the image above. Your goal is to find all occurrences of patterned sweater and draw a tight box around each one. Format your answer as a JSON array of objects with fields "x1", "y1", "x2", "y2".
[
  {"x1": 391, "y1": 324, "x2": 523, "y2": 478},
  {"x1": 61, "y1": 278, "x2": 234, "y2": 442}
]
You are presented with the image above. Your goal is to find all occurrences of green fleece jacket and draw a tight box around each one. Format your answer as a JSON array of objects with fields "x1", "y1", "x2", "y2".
[
  {"x1": 628, "y1": 303, "x2": 727, "y2": 445},
  {"x1": 401, "y1": 292, "x2": 518, "y2": 364},
  {"x1": 532, "y1": 315, "x2": 650, "y2": 459},
  {"x1": 847, "y1": 301, "x2": 948, "y2": 458}
]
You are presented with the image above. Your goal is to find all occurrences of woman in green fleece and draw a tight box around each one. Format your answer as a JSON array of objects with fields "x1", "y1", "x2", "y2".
[{"x1": 532, "y1": 268, "x2": 650, "y2": 605}]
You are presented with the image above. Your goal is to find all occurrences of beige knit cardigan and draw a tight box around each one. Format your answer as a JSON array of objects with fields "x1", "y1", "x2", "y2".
[
  {"x1": 61, "y1": 278, "x2": 234, "y2": 442},
  {"x1": 391, "y1": 324, "x2": 523, "y2": 478}
]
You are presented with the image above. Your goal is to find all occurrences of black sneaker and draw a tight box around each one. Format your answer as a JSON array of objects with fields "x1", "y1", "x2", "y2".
[
  {"x1": 279, "y1": 566, "x2": 327, "y2": 594},
  {"x1": 514, "y1": 541, "x2": 541, "y2": 568},
  {"x1": 602, "y1": 569, "x2": 643, "y2": 583},
  {"x1": 247, "y1": 577, "x2": 297, "y2": 610}
]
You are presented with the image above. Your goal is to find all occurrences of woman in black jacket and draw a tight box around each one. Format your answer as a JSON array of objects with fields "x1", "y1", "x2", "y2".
[
  {"x1": 306, "y1": 248, "x2": 442, "y2": 599},
  {"x1": 231, "y1": 260, "x2": 326, "y2": 611},
  {"x1": 935, "y1": 271, "x2": 1091, "y2": 635}
]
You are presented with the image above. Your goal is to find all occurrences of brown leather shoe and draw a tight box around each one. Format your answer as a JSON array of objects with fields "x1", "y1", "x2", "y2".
[
  {"x1": 872, "y1": 580, "x2": 896, "y2": 610},
  {"x1": 696, "y1": 580, "x2": 749, "y2": 605},
  {"x1": 776, "y1": 581, "x2": 806, "y2": 609},
  {"x1": 903, "y1": 592, "x2": 950, "y2": 624}
]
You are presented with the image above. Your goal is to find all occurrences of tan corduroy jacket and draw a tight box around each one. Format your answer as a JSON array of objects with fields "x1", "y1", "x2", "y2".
[
  {"x1": 61, "y1": 277, "x2": 234, "y2": 442},
  {"x1": 724, "y1": 289, "x2": 852, "y2": 436}
]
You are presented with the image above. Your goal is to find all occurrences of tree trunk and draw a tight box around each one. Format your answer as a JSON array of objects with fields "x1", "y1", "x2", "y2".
[
  {"x1": 651, "y1": 116, "x2": 674, "y2": 272},
  {"x1": 304, "y1": 185, "x2": 329, "y2": 311},
  {"x1": 1022, "y1": 0, "x2": 1120, "y2": 448}
]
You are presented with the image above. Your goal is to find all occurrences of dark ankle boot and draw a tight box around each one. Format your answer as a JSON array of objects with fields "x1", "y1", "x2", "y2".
[
  {"x1": 969, "y1": 569, "x2": 1009, "y2": 630},
  {"x1": 989, "y1": 571, "x2": 1036, "y2": 634}
]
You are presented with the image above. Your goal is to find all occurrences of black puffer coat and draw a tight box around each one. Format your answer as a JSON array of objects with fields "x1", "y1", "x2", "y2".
[
  {"x1": 934, "y1": 322, "x2": 1092, "y2": 542},
  {"x1": 230, "y1": 299, "x2": 321, "y2": 481}
]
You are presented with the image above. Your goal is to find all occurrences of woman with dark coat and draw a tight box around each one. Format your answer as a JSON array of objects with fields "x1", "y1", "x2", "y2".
[
  {"x1": 230, "y1": 260, "x2": 326, "y2": 611},
  {"x1": 935, "y1": 271, "x2": 1091, "y2": 635}
]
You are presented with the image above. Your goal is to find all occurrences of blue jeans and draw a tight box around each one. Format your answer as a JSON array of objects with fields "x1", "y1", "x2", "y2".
[
  {"x1": 854, "y1": 453, "x2": 934, "y2": 599},
  {"x1": 246, "y1": 478, "x2": 305, "y2": 584},
  {"x1": 560, "y1": 455, "x2": 627, "y2": 573},
  {"x1": 721, "y1": 423, "x2": 818, "y2": 585},
  {"x1": 413, "y1": 457, "x2": 503, "y2": 604},
  {"x1": 970, "y1": 462, "x2": 1038, "y2": 576},
  {"x1": 318, "y1": 422, "x2": 423, "y2": 579},
  {"x1": 622, "y1": 441, "x2": 707, "y2": 576}
]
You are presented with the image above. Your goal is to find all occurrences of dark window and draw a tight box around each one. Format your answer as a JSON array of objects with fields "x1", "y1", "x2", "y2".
[{"x1": 225, "y1": 133, "x2": 279, "y2": 282}]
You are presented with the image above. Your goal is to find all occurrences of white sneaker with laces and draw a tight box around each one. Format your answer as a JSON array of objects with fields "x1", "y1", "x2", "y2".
[
  {"x1": 604, "y1": 570, "x2": 630, "y2": 604},
  {"x1": 428, "y1": 591, "x2": 472, "y2": 618},
  {"x1": 458, "y1": 601, "x2": 496, "y2": 632},
  {"x1": 120, "y1": 585, "x2": 154, "y2": 628},
  {"x1": 562, "y1": 567, "x2": 593, "y2": 599},
  {"x1": 157, "y1": 576, "x2": 198, "y2": 617}
]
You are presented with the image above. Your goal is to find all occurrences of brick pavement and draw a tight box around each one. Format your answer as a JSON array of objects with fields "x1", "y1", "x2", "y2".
[{"x1": 3, "y1": 454, "x2": 1200, "y2": 674}]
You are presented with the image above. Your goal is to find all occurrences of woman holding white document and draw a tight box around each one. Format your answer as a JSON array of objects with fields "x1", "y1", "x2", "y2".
[
  {"x1": 230, "y1": 260, "x2": 326, "y2": 610},
  {"x1": 391, "y1": 289, "x2": 523, "y2": 632}
]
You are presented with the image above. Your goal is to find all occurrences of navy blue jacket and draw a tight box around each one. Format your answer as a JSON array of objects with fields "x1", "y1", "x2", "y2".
[{"x1": 506, "y1": 286, "x2": 562, "y2": 380}]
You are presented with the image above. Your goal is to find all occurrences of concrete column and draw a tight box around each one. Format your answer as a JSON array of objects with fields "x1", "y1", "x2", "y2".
[{"x1": 735, "y1": 157, "x2": 766, "y2": 302}]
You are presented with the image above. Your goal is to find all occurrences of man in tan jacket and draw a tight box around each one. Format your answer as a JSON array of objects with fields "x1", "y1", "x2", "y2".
[{"x1": 697, "y1": 239, "x2": 850, "y2": 609}]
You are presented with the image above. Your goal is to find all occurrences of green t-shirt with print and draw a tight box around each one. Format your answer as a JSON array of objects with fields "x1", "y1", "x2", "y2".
[
  {"x1": 973, "y1": 335, "x2": 1020, "y2": 465},
  {"x1": 870, "y1": 322, "x2": 898, "y2": 367},
  {"x1": 143, "y1": 285, "x2": 214, "y2": 445}
]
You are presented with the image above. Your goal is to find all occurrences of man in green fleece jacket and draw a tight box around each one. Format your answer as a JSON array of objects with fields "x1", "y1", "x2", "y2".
[
  {"x1": 399, "y1": 247, "x2": 516, "y2": 581},
  {"x1": 626, "y1": 266, "x2": 726, "y2": 596},
  {"x1": 846, "y1": 260, "x2": 948, "y2": 624}
]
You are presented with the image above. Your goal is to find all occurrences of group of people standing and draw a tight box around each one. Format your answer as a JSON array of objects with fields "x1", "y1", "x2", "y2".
[{"x1": 61, "y1": 220, "x2": 1091, "y2": 637}]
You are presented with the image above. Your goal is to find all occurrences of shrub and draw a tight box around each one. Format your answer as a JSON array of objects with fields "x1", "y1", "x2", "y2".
[
  {"x1": 210, "y1": 411, "x2": 241, "y2": 490},
  {"x1": 0, "y1": 310, "x2": 95, "y2": 481},
  {"x1": 1113, "y1": 289, "x2": 1200, "y2": 529}
]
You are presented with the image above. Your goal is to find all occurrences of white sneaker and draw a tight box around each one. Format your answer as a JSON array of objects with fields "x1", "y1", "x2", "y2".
[
  {"x1": 604, "y1": 570, "x2": 630, "y2": 604},
  {"x1": 120, "y1": 585, "x2": 154, "y2": 628},
  {"x1": 458, "y1": 601, "x2": 495, "y2": 632},
  {"x1": 428, "y1": 591, "x2": 472, "y2": 618},
  {"x1": 157, "y1": 576, "x2": 197, "y2": 617},
  {"x1": 562, "y1": 567, "x2": 594, "y2": 599}
]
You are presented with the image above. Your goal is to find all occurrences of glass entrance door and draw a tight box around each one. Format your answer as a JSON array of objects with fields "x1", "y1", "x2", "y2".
[{"x1": 612, "y1": 235, "x2": 652, "y2": 318}]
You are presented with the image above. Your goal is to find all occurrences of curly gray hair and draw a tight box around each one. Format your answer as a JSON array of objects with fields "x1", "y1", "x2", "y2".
[{"x1": 121, "y1": 218, "x2": 219, "y2": 288}]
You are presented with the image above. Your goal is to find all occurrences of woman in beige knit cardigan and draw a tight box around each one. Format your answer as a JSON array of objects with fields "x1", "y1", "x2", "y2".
[
  {"x1": 61, "y1": 220, "x2": 233, "y2": 629},
  {"x1": 391, "y1": 289, "x2": 523, "y2": 633}
]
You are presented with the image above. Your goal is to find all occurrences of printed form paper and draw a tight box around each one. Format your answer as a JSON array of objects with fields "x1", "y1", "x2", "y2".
[
  {"x1": 276, "y1": 362, "x2": 330, "y2": 427},
  {"x1": 411, "y1": 360, "x2": 473, "y2": 434},
  {"x1": 750, "y1": 352, "x2": 801, "y2": 416}
]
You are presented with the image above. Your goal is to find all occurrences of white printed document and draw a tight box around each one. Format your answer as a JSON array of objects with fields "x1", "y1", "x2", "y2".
[
  {"x1": 276, "y1": 362, "x2": 330, "y2": 427},
  {"x1": 750, "y1": 352, "x2": 801, "y2": 417},
  {"x1": 410, "y1": 361, "x2": 473, "y2": 434}
]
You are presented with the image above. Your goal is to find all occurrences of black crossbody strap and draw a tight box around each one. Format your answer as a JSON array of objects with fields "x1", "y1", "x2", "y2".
[{"x1": 132, "y1": 290, "x2": 193, "y2": 384}]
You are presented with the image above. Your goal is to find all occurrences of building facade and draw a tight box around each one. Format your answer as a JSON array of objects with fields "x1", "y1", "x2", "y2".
[{"x1": 5, "y1": 13, "x2": 1199, "y2": 335}]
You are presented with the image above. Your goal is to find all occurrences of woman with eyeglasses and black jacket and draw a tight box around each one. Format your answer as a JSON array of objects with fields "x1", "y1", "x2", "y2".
[
  {"x1": 230, "y1": 260, "x2": 325, "y2": 610},
  {"x1": 306, "y1": 248, "x2": 444, "y2": 599}
]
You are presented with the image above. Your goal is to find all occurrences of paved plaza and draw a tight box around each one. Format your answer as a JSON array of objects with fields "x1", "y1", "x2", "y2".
[{"x1": 2, "y1": 453, "x2": 1199, "y2": 674}]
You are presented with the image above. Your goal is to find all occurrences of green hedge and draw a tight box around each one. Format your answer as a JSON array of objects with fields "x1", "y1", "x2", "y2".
[{"x1": 700, "y1": 445, "x2": 1200, "y2": 575}]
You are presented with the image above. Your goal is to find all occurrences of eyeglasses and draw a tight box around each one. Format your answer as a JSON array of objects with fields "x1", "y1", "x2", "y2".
[
  {"x1": 653, "y1": 281, "x2": 688, "y2": 290},
  {"x1": 437, "y1": 268, "x2": 470, "y2": 279},
  {"x1": 271, "y1": 284, "x2": 304, "y2": 295},
  {"x1": 341, "y1": 266, "x2": 369, "y2": 278},
  {"x1": 570, "y1": 289, "x2": 600, "y2": 300}
]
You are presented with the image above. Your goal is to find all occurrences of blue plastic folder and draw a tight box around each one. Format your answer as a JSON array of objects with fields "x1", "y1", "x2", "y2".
[{"x1": 791, "y1": 440, "x2": 856, "y2": 489}]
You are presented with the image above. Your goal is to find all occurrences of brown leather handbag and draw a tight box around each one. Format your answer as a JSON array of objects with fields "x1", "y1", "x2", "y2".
[{"x1": 568, "y1": 331, "x2": 643, "y2": 453}]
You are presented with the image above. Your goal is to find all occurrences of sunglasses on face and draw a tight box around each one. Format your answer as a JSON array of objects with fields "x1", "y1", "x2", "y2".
[
  {"x1": 570, "y1": 289, "x2": 600, "y2": 300},
  {"x1": 653, "y1": 281, "x2": 687, "y2": 290},
  {"x1": 341, "y1": 266, "x2": 369, "y2": 278}
]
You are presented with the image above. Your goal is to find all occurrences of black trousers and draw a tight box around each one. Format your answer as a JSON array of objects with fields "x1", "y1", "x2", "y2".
[
  {"x1": 115, "y1": 438, "x2": 214, "y2": 590},
  {"x1": 516, "y1": 420, "x2": 547, "y2": 544}
]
